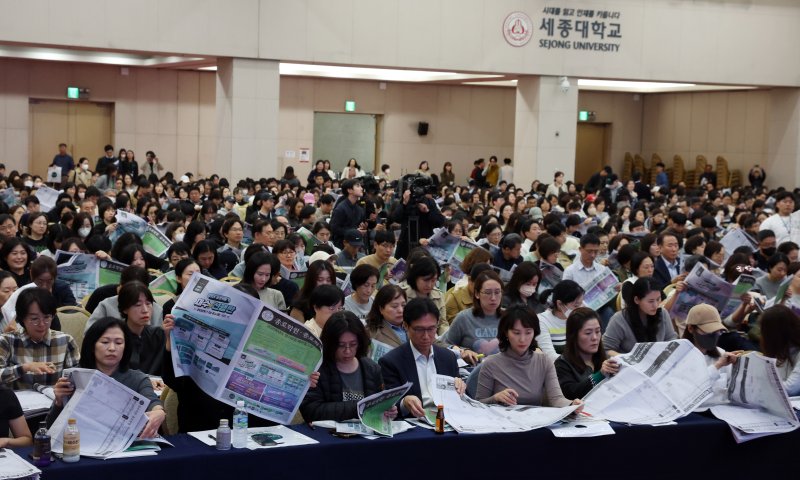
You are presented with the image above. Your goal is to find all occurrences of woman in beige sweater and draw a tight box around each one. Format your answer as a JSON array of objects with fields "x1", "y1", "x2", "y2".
[{"x1": 477, "y1": 306, "x2": 582, "y2": 409}]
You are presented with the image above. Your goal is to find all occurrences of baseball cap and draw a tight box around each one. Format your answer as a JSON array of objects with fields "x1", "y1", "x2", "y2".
[
  {"x1": 308, "y1": 250, "x2": 335, "y2": 265},
  {"x1": 179, "y1": 175, "x2": 190, "y2": 183},
  {"x1": 303, "y1": 193, "x2": 316, "y2": 205},
  {"x1": 344, "y1": 229, "x2": 364, "y2": 247},
  {"x1": 686, "y1": 304, "x2": 727, "y2": 334}
]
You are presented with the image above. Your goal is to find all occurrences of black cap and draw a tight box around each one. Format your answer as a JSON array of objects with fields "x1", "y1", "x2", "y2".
[{"x1": 344, "y1": 229, "x2": 364, "y2": 246}]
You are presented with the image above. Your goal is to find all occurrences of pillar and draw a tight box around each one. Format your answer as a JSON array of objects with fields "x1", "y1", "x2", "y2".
[
  {"x1": 215, "y1": 58, "x2": 280, "y2": 181},
  {"x1": 766, "y1": 88, "x2": 800, "y2": 188},
  {"x1": 513, "y1": 76, "x2": 579, "y2": 188}
]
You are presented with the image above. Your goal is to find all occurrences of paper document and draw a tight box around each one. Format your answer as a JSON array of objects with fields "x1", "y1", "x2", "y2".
[
  {"x1": 547, "y1": 417, "x2": 615, "y2": 438},
  {"x1": 0, "y1": 449, "x2": 41, "y2": 480},
  {"x1": 357, "y1": 382, "x2": 411, "y2": 437},
  {"x1": 55, "y1": 250, "x2": 126, "y2": 301},
  {"x1": 669, "y1": 263, "x2": 754, "y2": 320},
  {"x1": 583, "y1": 340, "x2": 713, "y2": 425},
  {"x1": 710, "y1": 352, "x2": 799, "y2": 442},
  {"x1": 431, "y1": 375, "x2": 577, "y2": 434},
  {"x1": 581, "y1": 268, "x2": 619, "y2": 310},
  {"x1": 14, "y1": 384, "x2": 55, "y2": 417},
  {"x1": 48, "y1": 368, "x2": 150, "y2": 459},
  {"x1": 171, "y1": 273, "x2": 323, "y2": 424}
]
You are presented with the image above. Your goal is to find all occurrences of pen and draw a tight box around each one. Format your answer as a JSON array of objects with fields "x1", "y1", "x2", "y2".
[{"x1": 208, "y1": 434, "x2": 216, "y2": 441}]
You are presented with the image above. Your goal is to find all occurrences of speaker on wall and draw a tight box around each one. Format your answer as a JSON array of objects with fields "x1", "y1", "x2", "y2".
[{"x1": 417, "y1": 122, "x2": 429, "y2": 136}]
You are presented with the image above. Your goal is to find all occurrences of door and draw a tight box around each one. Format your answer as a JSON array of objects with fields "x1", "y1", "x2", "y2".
[
  {"x1": 313, "y1": 113, "x2": 378, "y2": 175},
  {"x1": 30, "y1": 100, "x2": 113, "y2": 177},
  {"x1": 575, "y1": 123, "x2": 610, "y2": 185}
]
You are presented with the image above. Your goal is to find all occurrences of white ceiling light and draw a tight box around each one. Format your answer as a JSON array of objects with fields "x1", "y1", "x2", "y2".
[
  {"x1": 0, "y1": 45, "x2": 205, "y2": 67},
  {"x1": 464, "y1": 78, "x2": 756, "y2": 93},
  {"x1": 278, "y1": 63, "x2": 503, "y2": 83}
]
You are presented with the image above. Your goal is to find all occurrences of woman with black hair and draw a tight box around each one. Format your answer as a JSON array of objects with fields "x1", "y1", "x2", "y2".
[
  {"x1": 48, "y1": 317, "x2": 165, "y2": 437},
  {"x1": 444, "y1": 270, "x2": 504, "y2": 364},
  {"x1": 300, "y1": 311, "x2": 395, "y2": 422},
  {"x1": 22, "y1": 212, "x2": 49, "y2": 254},
  {"x1": 0, "y1": 237, "x2": 34, "y2": 286},
  {"x1": 302, "y1": 284, "x2": 345, "y2": 338},
  {"x1": 555, "y1": 307, "x2": 618, "y2": 400},
  {"x1": 193, "y1": 240, "x2": 227, "y2": 279},
  {"x1": 240, "y1": 251, "x2": 286, "y2": 310},
  {"x1": 760, "y1": 304, "x2": 800, "y2": 395},
  {"x1": 117, "y1": 282, "x2": 165, "y2": 375},
  {"x1": 503, "y1": 261, "x2": 545, "y2": 313},
  {"x1": 162, "y1": 258, "x2": 200, "y2": 316},
  {"x1": 476, "y1": 306, "x2": 580, "y2": 408},
  {"x1": 537, "y1": 279, "x2": 585, "y2": 360},
  {"x1": 366, "y1": 285, "x2": 408, "y2": 351},
  {"x1": 289, "y1": 260, "x2": 336, "y2": 322},
  {"x1": 400, "y1": 256, "x2": 447, "y2": 334},
  {"x1": 603, "y1": 276, "x2": 677, "y2": 356},
  {"x1": 343, "y1": 264, "x2": 379, "y2": 322}
]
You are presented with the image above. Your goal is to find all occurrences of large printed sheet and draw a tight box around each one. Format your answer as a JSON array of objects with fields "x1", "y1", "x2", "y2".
[
  {"x1": 171, "y1": 273, "x2": 323, "y2": 424},
  {"x1": 55, "y1": 250, "x2": 126, "y2": 300},
  {"x1": 583, "y1": 340, "x2": 713, "y2": 424}
]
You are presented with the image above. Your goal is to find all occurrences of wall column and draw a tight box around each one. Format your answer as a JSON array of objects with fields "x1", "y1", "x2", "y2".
[
  {"x1": 513, "y1": 76, "x2": 579, "y2": 188},
  {"x1": 215, "y1": 58, "x2": 280, "y2": 180},
  {"x1": 766, "y1": 88, "x2": 800, "y2": 188}
]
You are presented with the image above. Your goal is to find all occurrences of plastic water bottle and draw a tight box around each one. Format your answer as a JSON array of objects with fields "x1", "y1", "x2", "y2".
[
  {"x1": 62, "y1": 418, "x2": 80, "y2": 463},
  {"x1": 32, "y1": 421, "x2": 51, "y2": 467},
  {"x1": 215, "y1": 419, "x2": 231, "y2": 450},
  {"x1": 232, "y1": 400, "x2": 248, "y2": 448}
]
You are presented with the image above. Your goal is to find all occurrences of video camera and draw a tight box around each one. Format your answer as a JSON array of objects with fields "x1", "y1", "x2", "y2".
[{"x1": 401, "y1": 174, "x2": 437, "y2": 205}]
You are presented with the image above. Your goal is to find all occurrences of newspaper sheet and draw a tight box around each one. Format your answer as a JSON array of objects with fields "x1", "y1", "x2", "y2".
[
  {"x1": 669, "y1": 263, "x2": 754, "y2": 320},
  {"x1": 55, "y1": 250, "x2": 126, "y2": 300},
  {"x1": 171, "y1": 273, "x2": 323, "y2": 424},
  {"x1": 582, "y1": 268, "x2": 619, "y2": 310},
  {"x1": 357, "y1": 382, "x2": 412, "y2": 436}
]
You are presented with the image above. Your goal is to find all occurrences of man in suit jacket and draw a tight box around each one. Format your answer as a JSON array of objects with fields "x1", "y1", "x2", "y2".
[
  {"x1": 380, "y1": 298, "x2": 464, "y2": 418},
  {"x1": 652, "y1": 231, "x2": 682, "y2": 291}
]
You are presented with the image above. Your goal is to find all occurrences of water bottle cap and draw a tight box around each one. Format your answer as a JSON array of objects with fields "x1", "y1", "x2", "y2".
[{"x1": 237, "y1": 400, "x2": 245, "y2": 407}]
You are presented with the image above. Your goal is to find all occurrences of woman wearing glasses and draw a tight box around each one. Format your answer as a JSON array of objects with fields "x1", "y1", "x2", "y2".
[
  {"x1": 443, "y1": 270, "x2": 504, "y2": 365},
  {"x1": 0, "y1": 288, "x2": 80, "y2": 390},
  {"x1": 303, "y1": 284, "x2": 345, "y2": 338},
  {"x1": 300, "y1": 311, "x2": 396, "y2": 422}
]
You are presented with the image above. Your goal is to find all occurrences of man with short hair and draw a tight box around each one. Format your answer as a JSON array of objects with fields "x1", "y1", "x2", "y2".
[
  {"x1": 141, "y1": 150, "x2": 164, "y2": 178},
  {"x1": 653, "y1": 231, "x2": 682, "y2": 291},
  {"x1": 330, "y1": 179, "x2": 367, "y2": 249},
  {"x1": 760, "y1": 191, "x2": 796, "y2": 245},
  {"x1": 0, "y1": 214, "x2": 17, "y2": 238},
  {"x1": 563, "y1": 233, "x2": 619, "y2": 327},
  {"x1": 51, "y1": 143, "x2": 74, "y2": 182},
  {"x1": 357, "y1": 229, "x2": 397, "y2": 270},
  {"x1": 655, "y1": 162, "x2": 669, "y2": 190},
  {"x1": 492, "y1": 233, "x2": 523, "y2": 271},
  {"x1": 379, "y1": 297, "x2": 464, "y2": 418},
  {"x1": 316, "y1": 194, "x2": 335, "y2": 221},
  {"x1": 95, "y1": 144, "x2": 117, "y2": 175},
  {"x1": 754, "y1": 229, "x2": 777, "y2": 271},
  {"x1": 337, "y1": 229, "x2": 366, "y2": 268}
]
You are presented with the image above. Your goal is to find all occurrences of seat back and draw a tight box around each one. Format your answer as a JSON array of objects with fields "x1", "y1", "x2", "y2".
[{"x1": 56, "y1": 306, "x2": 91, "y2": 350}]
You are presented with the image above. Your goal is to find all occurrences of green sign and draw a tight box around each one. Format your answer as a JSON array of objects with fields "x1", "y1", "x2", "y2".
[
  {"x1": 578, "y1": 110, "x2": 590, "y2": 121},
  {"x1": 67, "y1": 87, "x2": 80, "y2": 99},
  {"x1": 344, "y1": 100, "x2": 356, "y2": 112}
]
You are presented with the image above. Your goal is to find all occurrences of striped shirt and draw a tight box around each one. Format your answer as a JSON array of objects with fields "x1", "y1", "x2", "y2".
[
  {"x1": 538, "y1": 310, "x2": 567, "y2": 355},
  {"x1": 0, "y1": 329, "x2": 80, "y2": 390}
]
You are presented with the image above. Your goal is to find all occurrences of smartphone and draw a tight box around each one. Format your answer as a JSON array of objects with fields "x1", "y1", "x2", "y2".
[{"x1": 250, "y1": 433, "x2": 282, "y2": 446}]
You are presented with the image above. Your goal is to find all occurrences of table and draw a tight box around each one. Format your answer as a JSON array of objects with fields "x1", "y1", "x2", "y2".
[{"x1": 16, "y1": 413, "x2": 798, "y2": 480}]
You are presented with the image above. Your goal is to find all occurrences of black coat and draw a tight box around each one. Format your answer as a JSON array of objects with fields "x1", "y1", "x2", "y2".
[{"x1": 300, "y1": 358, "x2": 384, "y2": 422}]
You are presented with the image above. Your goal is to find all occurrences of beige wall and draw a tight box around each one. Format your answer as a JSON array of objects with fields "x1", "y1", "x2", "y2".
[
  {"x1": 641, "y1": 90, "x2": 770, "y2": 175},
  {"x1": 0, "y1": 59, "x2": 216, "y2": 177},
  {"x1": 578, "y1": 91, "x2": 644, "y2": 175},
  {"x1": 1, "y1": 1, "x2": 799, "y2": 86},
  {"x1": 279, "y1": 77, "x2": 516, "y2": 184}
]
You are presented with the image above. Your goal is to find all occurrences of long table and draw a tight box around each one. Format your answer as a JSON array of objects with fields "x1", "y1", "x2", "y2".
[{"x1": 16, "y1": 413, "x2": 798, "y2": 480}]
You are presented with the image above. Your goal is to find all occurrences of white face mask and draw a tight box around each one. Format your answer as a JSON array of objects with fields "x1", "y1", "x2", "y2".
[
  {"x1": 78, "y1": 227, "x2": 91, "y2": 238},
  {"x1": 78, "y1": 192, "x2": 85, "y2": 199},
  {"x1": 174, "y1": 232, "x2": 185, "y2": 242},
  {"x1": 519, "y1": 284, "x2": 537, "y2": 298},
  {"x1": 23, "y1": 180, "x2": 33, "y2": 188},
  {"x1": 82, "y1": 164, "x2": 90, "y2": 171},
  {"x1": 241, "y1": 190, "x2": 248, "y2": 196}
]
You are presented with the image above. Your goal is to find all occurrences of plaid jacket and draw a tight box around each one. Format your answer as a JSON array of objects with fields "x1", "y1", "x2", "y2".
[{"x1": 0, "y1": 328, "x2": 80, "y2": 390}]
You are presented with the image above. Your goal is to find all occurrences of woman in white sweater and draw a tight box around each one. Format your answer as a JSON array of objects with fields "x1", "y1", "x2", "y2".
[{"x1": 760, "y1": 304, "x2": 800, "y2": 396}]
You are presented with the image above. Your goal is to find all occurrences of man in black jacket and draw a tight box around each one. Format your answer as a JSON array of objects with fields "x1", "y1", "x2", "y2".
[
  {"x1": 330, "y1": 179, "x2": 367, "y2": 248},
  {"x1": 379, "y1": 298, "x2": 465, "y2": 418},
  {"x1": 389, "y1": 188, "x2": 445, "y2": 260}
]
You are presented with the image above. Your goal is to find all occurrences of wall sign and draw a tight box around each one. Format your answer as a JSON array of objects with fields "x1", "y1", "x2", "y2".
[{"x1": 505, "y1": 7, "x2": 623, "y2": 52}]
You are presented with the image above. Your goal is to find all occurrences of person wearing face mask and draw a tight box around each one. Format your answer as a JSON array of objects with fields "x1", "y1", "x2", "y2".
[
  {"x1": 68, "y1": 158, "x2": 93, "y2": 187},
  {"x1": 502, "y1": 261, "x2": 545, "y2": 314},
  {"x1": 537, "y1": 280, "x2": 585, "y2": 361},
  {"x1": 603, "y1": 277, "x2": 678, "y2": 356},
  {"x1": 753, "y1": 229, "x2": 777, "y2": 271},
  {"x1": 682, "y1": 304, "x2": 739, "y2": 408}
]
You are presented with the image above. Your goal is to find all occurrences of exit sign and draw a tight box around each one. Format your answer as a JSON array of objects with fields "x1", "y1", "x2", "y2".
[
  {"x1": 578, "y1": 110, "x2": 595, "y2": 122},
  {"x1": 66, "y1": 87, "x2": 90, "y2": 100},
  {"x1": 344, "y1": 100, "x2": 356, "y2": 112}
]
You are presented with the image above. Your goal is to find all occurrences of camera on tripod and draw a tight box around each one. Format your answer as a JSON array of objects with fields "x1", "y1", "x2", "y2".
[{"x1": 401, "y1": 174, "x2": 437, "y2": 205}]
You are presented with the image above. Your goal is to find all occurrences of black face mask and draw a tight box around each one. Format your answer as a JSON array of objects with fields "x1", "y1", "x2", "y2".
[
  {"x1": 695, "y1": 331, "x2": 720, "y2": 352},
  {"x1": 762, "y1": 247, "x2": 776, "y2": 257}
]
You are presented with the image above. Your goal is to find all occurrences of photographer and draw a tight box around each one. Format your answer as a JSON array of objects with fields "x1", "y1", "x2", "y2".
[
  {"x1": 330, "y1": 179, "x2": 367, "y2": 249},
  {"x1": 389, "y1": 176, "x2": 445, "y2": 260}
]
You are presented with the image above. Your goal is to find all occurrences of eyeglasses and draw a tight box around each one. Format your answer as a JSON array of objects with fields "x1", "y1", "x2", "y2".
[
  {"x1": 279, "y1": 250, "x2": 296, "y2": 256},
  {"x1": 337, "y1": 342, "x2": 359, "y2": 351},
  {"x1": 734, "y1": 265, "x2": 754, "y2": 274},
  {"x1": 26, "y1": 315, "x2": 53, "y2": 326},
  {"x1": 480, "y1": 290, "x2": 503, "y2": 297},
  {"x1": 409, "y1": 326, "x2": 437, "y2": 335}
]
